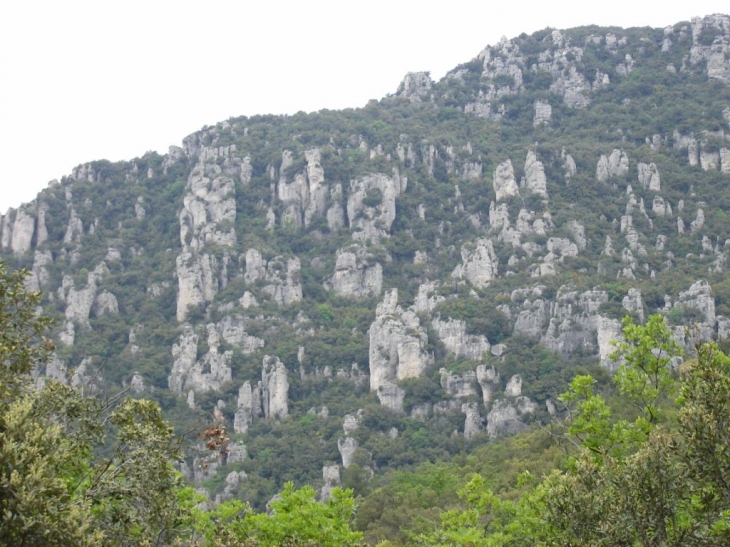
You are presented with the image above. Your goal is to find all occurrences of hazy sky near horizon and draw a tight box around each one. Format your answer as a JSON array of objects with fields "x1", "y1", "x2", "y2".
[{"x1": 1, "y1": 1, "x2": 728, "y2": 213}]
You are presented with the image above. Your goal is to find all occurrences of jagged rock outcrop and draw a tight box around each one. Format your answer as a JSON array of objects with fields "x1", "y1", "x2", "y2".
[
  {"x1": 451, "y1": 238, "x2": 499, "y2": 288},
  {"x1": 337, "y1": 437, "x2": 358, "y2": 468},
  {"x1": 243, "y1": 249, "x2": 302, "y2": 306},
  {"x1": 26, "y1": 250, "x2": 52, "y2": 292},
  {"x1": 533, "y1": 99, "x2": 552, "y2": 126},
  {"x1": 320, "y1": 465, "x2": 341, "y2": 501},
  {"x1": 63, "y1": 208, "x2": 84, "y2": 245},
  {"x1": 552, "y1": 66, "x2": 591, "y2": 108},
  {"x1": 397, "y1": 71, "x2": 433, "y2": 102},
  {"x1": 130, "y1": 372, "x2": 145, "y2": 393},
  {"x1": 523, "y1": 150, "x2": 548, "y2": 198},
  {"x1": 486, "y1": 398, "x2": 533, "y2": 437},
  {"x1": 58, "y1": 262, "x2": 107, "y2": 342},
  {"x1": 325, "y1": 245, "x2": 383, "y2": 298},
  {"x1": 168, "y1": 324, "x2": 232, "y2": 395},
  {"x1": 261, "y1": 355, "x2": 289, "y2": 419},
  {"x1": 93, "y1": 290, "x2": 119, "y2": 317},
  {"x1": 232, "y1": 355, "x2": 289, "y2": 431},
  {"x1": 347, "y1": 171, "x2": 406, "y2": 243},
  {"x1": 216, "y1": 315, "x2": 264, "y2": 354},
  {"x1": 262, "y1": 256, "x2": 302, "y2": 306},
  {"x1": 597, "y1": 316, "x2": 622, "y2": 370},
  {"x1": 412, "y1": 281, "x2": 445, "y2": 314},
  {"x1": 369, "y1": 289, "x2": 431, "y2": 411},
  {"x1": 462, "y1": 402, "x2": 482, "y2": 439},
  {"x1": 276, "y1": 149, "x2": 328, "y2": 228},
  {"x1": 476, "y1": 365, "x2": 500, "y2": 407},
  {"x1": 432, "y1": 318, "x2": 490, "y2": 360},
  {"x1": 233, "y1": 382, "x2": 259, "y2": 434},
  {"x1": 689, "y1": 15, "x2": 730, "y2": 84},
  {"x1": 10, "y1": 208, "x2": 35, "y2": 255},
  {"x1": 674, "y1": 280, "x2": 716, "y2": 325},
  {"x1": 652, "y1": 196, "x2": 672, "y2": 217},
  {"x1": 492, "y1": 159, "x2": 520, "y2": 201},
  {"x1": 504, "y1": 374, "x2": 523, "y2": 397},
  {"x1": 596, "y1": 149, "x2": 629, "y2": 181},
  {"x1": 176, "y1": 251, "x2": 219, "y2": 322},
  {"x1": 440, "y1": 368, "x2": 478, "y2": 398},
  {"x1": 622, "y1": 288, "x2": 645, "y2": 322},
  {"x1": 637, "y1": 162, "x2": 661, "y2": 191},
  {"x1": 179, "y1": 146, "x2": 237, "y2": 251}
]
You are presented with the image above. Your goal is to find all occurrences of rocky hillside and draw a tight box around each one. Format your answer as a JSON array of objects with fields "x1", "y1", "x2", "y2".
[{"x1": 2, "y1": 14, "x2": 730, "y2": 508}]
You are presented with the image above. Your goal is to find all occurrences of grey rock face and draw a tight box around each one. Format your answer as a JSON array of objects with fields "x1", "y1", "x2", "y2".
[
  {"x1": 652, "y1": 196, "x2": 672, "y2": 217},
  {"x1": 376, "y1": 383, "x2": 406, "y2": 413},
  {"x1": 26, "y1": 250, "x2": 53, "y2": 292},
  {"x1": 513, "y1": 299, "x2": 549, "y2": 337},
  {"x1": 675, "y1": 280, "x2": 716, "y2": 325},
  {"x1": 338, "y1": 437, "x2": 358, "y2": 468},
  {"x1": 689, "y1": 15, "x2": 730, "y2": 84},
  {"x1": 179, "y1": 147, "x2": 237, "y2": 251},
  {"x1": 622, "y1": 288, "x2": 645, "y2": 322},
  {"x1": 524, "y1": 150, "x2": 548, "y2": 198},
  {"x1": 432, "y1": 318, "x2": 490, "y2": 360},
  {"x1": 462, "y1": 402, "x2": 482, "y2": 439},
  {"x1": 343, "y1": 414, "x2": 360, "y2": 435},
  {"x1": 637, "y1": 163, "x2": 661, "y2": 191},
  {"x1": 721, "y1": 149, "x2": 730, "y2": 174},
  {"x1": 440, "y1": 368, "x2": 479, "y2": 399},
  {"x1": 504, "y1": 374, "x2": 523, "y2": 397},
  {"x1": 36, "y1": 202, "x2": 48, "y2": 246},
  {"x1": 320, "y1": 465, "x2": 341, "y2": 502},
  {"x1": 176, "y1": 251, "x2": 218, "y2": 322},
  {"x1": 596, "y1": 316, "x2": 622, "y2": 370},
  {"x1": 486, "y1": 399, "x2": 528, "y2": 437},
  {"x1": 130, "y1": 372, "x2": 145, "y2": 393},
  {"x1": 347, "y1": 171, "x2": 406, "y2": 243},
  {"x1": 326, "y1": 245, "x2": 383, "y2": 298},
  {"x1": 262, "y1": 355, "x2": 289, "y2": 419},
  {"x1": 1, "y1": 211, "x2": 12, "y2": 250},
  {"x1": 61, "y1": 263, "x2": 107, "y2": 333},
  {"x1": 369, "y1": 289, "x2": 431, "y2": 410},
  {"x1": 168, "y1": 324, "x2": 232, "y2": 395},
  {"x1": 397, "y1": 72, "x2": 433, "y2": 102},
  {"x1": 412, "y1": 282, "x2": 444, "y2": 314},
  {"x1": 277, "y1": 148, "x2": 328, "y2": 229},
  {"x1": 492, "y1": 159, "x2": 520, "y2": 201},
  {"x1": 451, "y1": 238, "x2": 499, "y2": 288},
  {"x1": 216, "y1": 315, "x2": 264, "y2": 354},
  {"x1": 557, "y1": 67, "x2": 591, "y2": 108},
  {"x1": 44, "y1": 354, "x2": 68, "y2": 385},
  {"x1": 262, "y1": 256, "x2": 302, "y2": 306},
  {"x1": 244, "y1": 249, "x2": 267, "y2": 284},
  {"x1": 690, "y1": 209, "x2": 705, "y2": 233},
  {"x1": 234, "y1": 382, "x2": 257, "y2": 434},
  {"x1": 93, "y1": 290, "x2": 119, "y2": 317},
  {"x1": 596, "y1": 149, "x2": 629, "y2": 181},
  {"x1": 476, "y1": 365, "x2": 500, "y2": 407},
  {"x1": 533, "y1": 99, "x2": 552, "y2": 127},
  {"x1": 563, "y1": 152, "x2": 577, "y2": 183},
  {"x1": 10, "y1": 208, "x2": 35, "y2": 255},
  {"x1": 64, "y1": 208, "x2": 84, "y2": 245},
  {"x1": 233, "y1": 355, "x2": 289, "y2": 431}
]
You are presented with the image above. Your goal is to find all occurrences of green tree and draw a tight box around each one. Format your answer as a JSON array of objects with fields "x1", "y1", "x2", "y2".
[
  {"x1": 0, "y1": 261, "x2": 190, "y2": 545},
  {"x1": 195, "y1": 482, "x2": 364, "y2": 546}
]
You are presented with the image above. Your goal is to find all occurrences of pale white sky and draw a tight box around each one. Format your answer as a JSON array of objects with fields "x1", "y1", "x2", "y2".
[{"x1": 1, "y1": 1, "x2": 728, "y2": 213}]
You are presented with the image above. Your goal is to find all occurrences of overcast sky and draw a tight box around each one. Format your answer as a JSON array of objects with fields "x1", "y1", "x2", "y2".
[{"x1": 1, "y1": 1, "x2": 728, "y2": 213}]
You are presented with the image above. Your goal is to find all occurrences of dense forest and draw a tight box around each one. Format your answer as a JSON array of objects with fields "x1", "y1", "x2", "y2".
[{"x1": 2, "y1": 13, "x2": 730, "y2": 545}]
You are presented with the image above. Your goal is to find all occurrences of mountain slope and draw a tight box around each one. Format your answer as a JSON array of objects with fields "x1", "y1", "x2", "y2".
[{"x1": 2, "y1": 13, "x2": 730, "y2": 508}]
